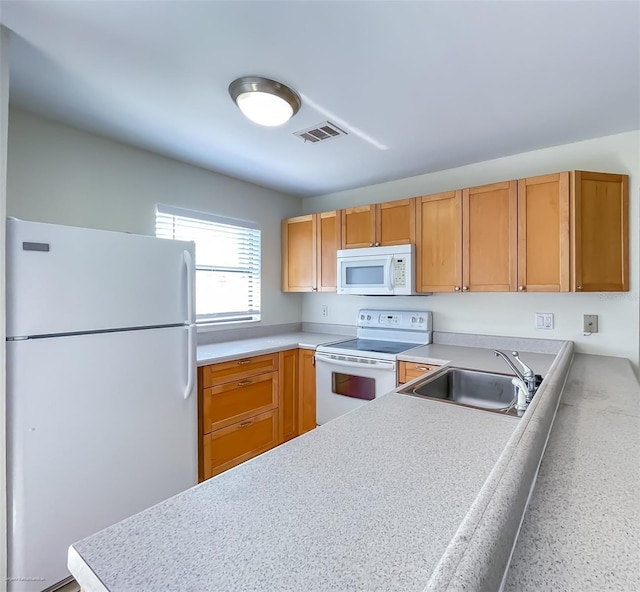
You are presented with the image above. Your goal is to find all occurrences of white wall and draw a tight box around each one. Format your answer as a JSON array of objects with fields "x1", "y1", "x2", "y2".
[
  {"x1": 6, "y1": 108, "x2": 303, "y2": 329},
  {"x1": 302, "y1": 131, "x2": 640, "y2": 369},
  {"x1": 1, "y1": 25, "x2": 9, "y2": 592}
]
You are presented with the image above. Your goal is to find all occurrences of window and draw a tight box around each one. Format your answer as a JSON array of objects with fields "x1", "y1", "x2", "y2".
[{"x1": 156, "y1": 204, "x2": 261, "y2": 324}]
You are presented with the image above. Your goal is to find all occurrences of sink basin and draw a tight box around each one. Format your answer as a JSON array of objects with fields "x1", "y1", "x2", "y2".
[{"x1": 399, "y1": 367, "x2": 520, "y2": 416}]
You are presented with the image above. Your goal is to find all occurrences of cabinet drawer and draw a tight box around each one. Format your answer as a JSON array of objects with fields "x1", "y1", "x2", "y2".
[
  {"x1": 203, "y1": 371, "x2": 278, "y2": 433},
  {"x1": 200, "y1": 353, "x2": 278, "y2": 388},
  {"x1": 203, "y1": 410, "x2": 279, "y2": 479},
  {"x1": 398, "y1": 362, "x2": 440, "y2": 384}
]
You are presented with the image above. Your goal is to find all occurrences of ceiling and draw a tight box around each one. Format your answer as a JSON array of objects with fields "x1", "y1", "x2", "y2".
[{"x1": 1, "y1": 1, "x2": 639, "y2": 198}]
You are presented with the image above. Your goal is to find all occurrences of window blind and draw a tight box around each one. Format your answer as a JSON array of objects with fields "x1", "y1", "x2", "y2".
[{"x1": 156, "y1": 205, "x2": 261, "y2": 324}]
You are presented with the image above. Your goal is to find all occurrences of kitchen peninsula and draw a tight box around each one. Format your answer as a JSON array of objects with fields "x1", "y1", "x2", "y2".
[{"x1": 67, "y1": 333, "x2": 639, "y2": 591}]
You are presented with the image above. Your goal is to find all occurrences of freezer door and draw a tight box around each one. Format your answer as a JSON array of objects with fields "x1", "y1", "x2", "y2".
[
  {"x1": 6, "y1": 219, "x2": 195, "y2": 337},
  {"x1": 6, "y1": 326, "x2": 197, "y2": 592}
]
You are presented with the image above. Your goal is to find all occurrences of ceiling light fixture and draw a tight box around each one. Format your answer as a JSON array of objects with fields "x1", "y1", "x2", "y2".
[{"x1": 229, "y1": 76, "x2": 301, "y2": 127}]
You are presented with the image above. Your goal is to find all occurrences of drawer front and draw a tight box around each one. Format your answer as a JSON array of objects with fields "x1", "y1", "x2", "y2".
[
  {"x1": 201, "y1": 353, "x2": 278, "y2": 388},
  {"x1": 203, "y1": 371, "x2": 278, "y2": 433},
  {"x1": 203, "y1": 410, "x2": 279, "y2": 479},
  {"x1": 398, "y1": 362, "x2": 440, "y2": 384}
]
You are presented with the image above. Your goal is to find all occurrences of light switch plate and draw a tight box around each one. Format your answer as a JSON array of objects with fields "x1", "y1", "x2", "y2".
[
  {"x1": 584, "y1": 314, "x2": 598, "y2": 333},
  {"x1": 535, "y1": 313, "x2": 554, "y2": 330}
]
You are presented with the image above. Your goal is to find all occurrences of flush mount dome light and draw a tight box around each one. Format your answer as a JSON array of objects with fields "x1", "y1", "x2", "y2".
[{"x1": 229, "y1": 76, "x2": 301, "y2": 127}]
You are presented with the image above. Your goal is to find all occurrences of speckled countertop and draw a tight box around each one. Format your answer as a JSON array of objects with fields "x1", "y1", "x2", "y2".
[
  {"x1": 197, "y1": 332, "x2": 350, "y2": 366},
  {"x1": 68, "y1": 333, "x2": 639, "y2": 592},
  {"x1": 504, "y1": 353, "x2": 640, "y2": 592},
  {"x1": 69, "y1": 392, "x2": 518, "y2": 592}
]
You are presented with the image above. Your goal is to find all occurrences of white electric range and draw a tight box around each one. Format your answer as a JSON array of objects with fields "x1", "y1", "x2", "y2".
[{"x1": 315, "y1": 309, "x2": 432, "y2": 424}]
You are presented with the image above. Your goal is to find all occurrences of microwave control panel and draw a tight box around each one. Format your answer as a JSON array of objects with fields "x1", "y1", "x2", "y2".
[{"x1": 393, "y1": 257, "x2": 407, "y2": 287}]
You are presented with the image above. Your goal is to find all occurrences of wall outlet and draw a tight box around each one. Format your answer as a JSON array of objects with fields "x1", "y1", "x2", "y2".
[
  {"x1": 583, "y1": 314, "x2": 598, "y2": 334},
  {"x1": 535, "y1": 313, "x2": 554, "y2": 330},
  {"x1": 321, "y1": 305, "x2": 328, "y2": 317}
]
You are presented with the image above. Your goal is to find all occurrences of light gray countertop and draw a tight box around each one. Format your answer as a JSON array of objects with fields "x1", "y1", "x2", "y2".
[
  {"x1": 68, "y1": 333, "x2": 639, "y2": 592},
  {"x1": 504, "y1": 354, "x2": 640, "y2": 591},
  {"x1": 197, "y1": 332, "x2": 349, "y2": 366},
  {"x1": 69, "y1": 393, "x2": 518, "y2": 592}
]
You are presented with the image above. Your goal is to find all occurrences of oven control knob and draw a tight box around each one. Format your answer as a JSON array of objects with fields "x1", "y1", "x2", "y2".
[
  {"x1": 360, "y1": 314, "x2": 365, "y2": 321},
  {"x1": 418, "y1": 316, "x2": 424, "y2": 324},
  {"x1": 366, "y1": 315, "x2": 371, "y2": 321},
  {"x1": 411, "y1": 316, "x2": 417, "y2": 323}
]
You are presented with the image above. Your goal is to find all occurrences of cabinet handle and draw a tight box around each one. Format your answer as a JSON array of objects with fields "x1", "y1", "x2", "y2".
[
  {"x1": 518, "y1": 285, "x2": 526, "y2": 291},
  {"x1": 462, "y1": 286, "x2": 469, "y2": 292},
  {"x1": 415, "y1": 366, "x2": 430, "y2": 371},
  {"x1": 577, "y1": 285, "x2": 583, "y2": 291},
  {"x1": 369, "y1": 242, "x2": 374, "y2": 247},
  {"x1": 454, "y1": 286, "x2": 461, "y2": 292},
  {"x1": 237, "y1": 380, "x2": 252, "y2": 387},
  {"x1": 374, "y1": 242, "x2": 380, "y2": 247},
  {"x1": 237, "y1": 359, "x2": 252, "y2": 365},
  {"x1": 312, "y1": 287, "x2": 318, "y2": 292},
  {"x1": 238, "y1": 420, "x2": 253, "y2": 428}
]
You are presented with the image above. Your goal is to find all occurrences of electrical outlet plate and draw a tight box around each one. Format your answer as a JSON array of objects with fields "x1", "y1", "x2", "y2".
[
  {"x1": 583, "y1": 314, "x2": 598, "y2": 333},
  {"x1": 321, "y1": 305, "x2": 328, "y2": 317},
  {"x1": 535, "y1": 313, "x2": 554, "y2": 330}
]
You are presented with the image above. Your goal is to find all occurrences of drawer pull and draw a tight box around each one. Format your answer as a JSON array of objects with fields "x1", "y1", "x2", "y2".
[
  {"x1": 237, "y1": 380, "x2": 252, "y2": 387},
  {"x1": 415, "y1": 366, "x2": 430, "y2": 371},
  {"x1": 237, "y1": 359, "x2": 252, "y2": 365},
  {"x1": 238, "y1": 420, "x2": 253, "y2": 428}
]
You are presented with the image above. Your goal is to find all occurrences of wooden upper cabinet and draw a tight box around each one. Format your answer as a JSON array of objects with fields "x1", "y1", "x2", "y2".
[
  {"x1": 463, "y1": 181, "x2": 517, "y2": 292},
  {"x1": 572, "y1": 171, "x2": 629, "y2": 292},
  {"x1": 317, "y1": 211, "x2": 341, "y2": 291},
  {"x1": 376, "y1": 199, "x2": 416, "y2": 246},
  {"x1": 416, "y1": 191, "x2": 462, "y2": 292},
  {"x1": 517, "y1": 173, "x2": 570, "y2": 292},
  {"x1": 282, "y1": 215, "x2": 316, "y2": 291},
  {"x1": 341, "y1": 199, "x2": 415, "y2": 249},
  {"x1": 341, "y1": 205, "x2": 375, "y2": 248},
  {"x1": 282, "y1": 211, "x2": 340, "y2": 292}
]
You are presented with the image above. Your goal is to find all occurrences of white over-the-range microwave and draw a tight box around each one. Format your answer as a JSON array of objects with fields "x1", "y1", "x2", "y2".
[{"x1": 337, "y1": 244, "x2": 416, "y2": 295}]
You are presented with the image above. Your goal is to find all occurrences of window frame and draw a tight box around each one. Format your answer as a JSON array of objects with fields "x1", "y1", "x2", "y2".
[{"x1": 155, "y1": 204, "x2": 261, "y2": 327}]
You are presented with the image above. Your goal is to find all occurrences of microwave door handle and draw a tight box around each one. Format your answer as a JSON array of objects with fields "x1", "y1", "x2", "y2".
[{"x1": 386, "y1": 255, "x2": 394, "y2": 290}]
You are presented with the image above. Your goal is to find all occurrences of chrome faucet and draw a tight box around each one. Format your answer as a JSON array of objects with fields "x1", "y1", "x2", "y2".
[{"x1": 494, "y1": 350, "x2": 538, "y2": 413}]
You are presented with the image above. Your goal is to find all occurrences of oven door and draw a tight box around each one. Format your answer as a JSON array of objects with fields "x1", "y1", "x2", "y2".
[{"x1": 315, "y1": 352, "x2": 397, "y2": 425}]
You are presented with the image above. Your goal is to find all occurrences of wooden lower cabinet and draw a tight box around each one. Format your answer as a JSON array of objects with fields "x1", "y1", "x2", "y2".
[
  {"x1": 202, "y1": 410, "x2": 279, "y2": 479},
  {"x1": 279, "y1": 349, "x2": 299, "y2": 444},
  {"x1": 398, "y1": 361, "x2": 440, "y2": 385},
  {"x1": 298, "y1": 348, "x2": 316, "y2": 434},
  {"x1": 199, "y1": 348, "x2": 317, "y2": 482}
]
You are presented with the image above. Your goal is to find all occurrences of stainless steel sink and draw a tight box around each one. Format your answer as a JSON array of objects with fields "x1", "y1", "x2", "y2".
[{"x1": 398, "y1": 366, "x2": 521, "y2": 416}]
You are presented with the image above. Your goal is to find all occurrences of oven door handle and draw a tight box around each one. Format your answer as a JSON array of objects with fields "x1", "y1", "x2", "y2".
[{"x1": 315, "y1": 352, "x2": 396, "y2": 371}]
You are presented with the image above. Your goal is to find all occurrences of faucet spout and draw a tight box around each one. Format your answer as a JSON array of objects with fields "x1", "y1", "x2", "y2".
[{"x1": 494, "y1": 349, "x2": 538, "y2": 407}]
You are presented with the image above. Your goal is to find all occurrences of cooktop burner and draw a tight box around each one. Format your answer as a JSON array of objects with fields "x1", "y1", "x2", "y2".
[{"x1": 328, "y1": 338, "x2": 419, "y2": 355}]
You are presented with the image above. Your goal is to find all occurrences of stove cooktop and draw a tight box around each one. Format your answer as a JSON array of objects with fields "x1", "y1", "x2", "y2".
[{"x1": 324, "y1": 338, "x2": 420, "y2": 355}]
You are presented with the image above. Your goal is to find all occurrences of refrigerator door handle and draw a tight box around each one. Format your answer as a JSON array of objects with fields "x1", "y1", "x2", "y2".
[
  {"x1": 184, "y1": 324, "x2": 196, "y2": 399},
  {"x1": 183, "y1": 249, "x2": 195, "y2": 324}
]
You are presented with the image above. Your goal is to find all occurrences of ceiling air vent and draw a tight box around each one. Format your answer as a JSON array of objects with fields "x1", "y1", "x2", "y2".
[{"x1": 294, "y1": 121, "x2": 348, "y2": 144}]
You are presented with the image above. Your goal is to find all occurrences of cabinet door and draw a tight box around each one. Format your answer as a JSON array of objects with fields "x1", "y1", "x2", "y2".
[
  {"x1": 317, "y1": 211, "x2": 341, "y2": 291},
  {"x1": 416, "y1": 191, "x2": 462, "y2": 292},
  {"x1": 298, "y1": 348, "x2": 316, "y2": 434},
  {"x1": 518, "y1": 173, "x2": 570, "y2": 292},
  {"x1": 572, "y1": 171, "x2": 629, "y2": 292},
  {"x1": 282, "y1": 215, "x2": 316, "y2": 291},
  {"x1": 203, "y1": 410, "x2": 279, "y2": 479},
  {"x1": 278, "y1": 349, "x2": 299, "y2": 443},
  {"x1": 203, "y1": 371, "x2": 278, "y2": 433},
  {"x1": 398, "y1": 361, "x2": 440, "y2": 385},
  {"x1": 463, "y1": 181, "x2": 517, "y2": 292},
  {"x1": 341, "y1": 205, "x2": 375, "y2": 248},
  {"x1": 376, "y1": 199, "x2": 415, "y2": 246}
]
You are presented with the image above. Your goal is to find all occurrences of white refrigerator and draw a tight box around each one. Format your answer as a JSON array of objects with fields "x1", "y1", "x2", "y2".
[{"x1": 6, "y1": 219, "x2": 198, "y2": 592}]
